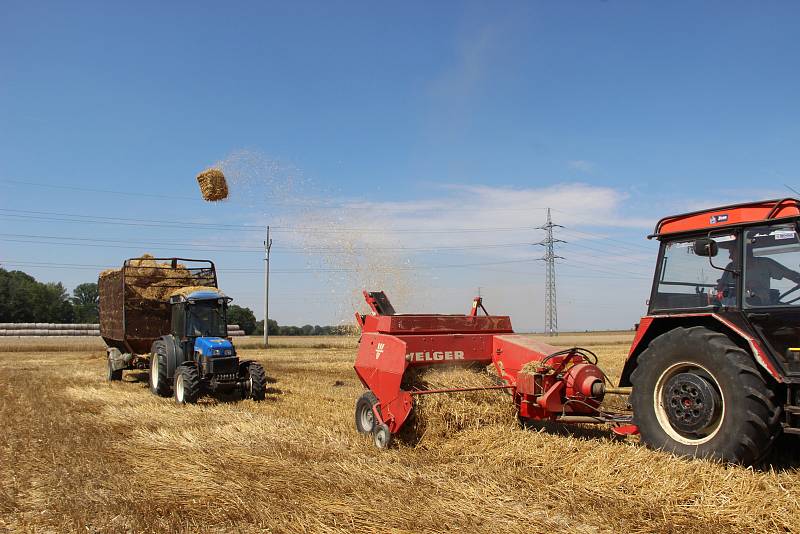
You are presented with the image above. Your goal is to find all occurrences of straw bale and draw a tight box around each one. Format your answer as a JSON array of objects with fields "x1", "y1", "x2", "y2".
[
  {"x1": 196, "y1": 168, "x2": 228, "y2": 202},
  {"x1": 399, "y1": 365, "x2": 518, "y2": 446}
]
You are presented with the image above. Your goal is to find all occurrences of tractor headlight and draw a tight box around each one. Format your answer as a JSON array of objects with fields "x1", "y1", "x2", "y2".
[
  {"x1": 213, "y1": 349, "x2": 221, "y2": 356},
  {"x1": 225, "y1": 349, "x2": 233, "y2": 356}
]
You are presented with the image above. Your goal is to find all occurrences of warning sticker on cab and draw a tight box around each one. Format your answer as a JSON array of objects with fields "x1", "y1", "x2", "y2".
[{"x1": 773, "y1": 230, "x2": 796, "y2": 240}]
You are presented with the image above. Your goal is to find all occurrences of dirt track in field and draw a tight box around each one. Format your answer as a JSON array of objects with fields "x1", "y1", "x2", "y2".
[{"x1": 1, "y1": 335, "x2": 799, "y2": 533}]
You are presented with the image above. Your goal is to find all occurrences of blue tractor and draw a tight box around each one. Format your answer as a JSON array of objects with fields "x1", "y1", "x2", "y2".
[{"x1": 99, "y1": 257, "x2": 267, "y2": 404}]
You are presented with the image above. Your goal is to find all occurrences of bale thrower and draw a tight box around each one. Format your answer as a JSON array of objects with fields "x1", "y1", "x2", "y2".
[{"x1": 353, "y1": 291, "x2": 635, "y2": 448}]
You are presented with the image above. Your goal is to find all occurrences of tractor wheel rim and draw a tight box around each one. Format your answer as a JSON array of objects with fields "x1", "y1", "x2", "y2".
[
  {"x1": 654, "y1": 361, "x2": 724, "y2": 445},
  {"x1": 151, "y1": 357, "x2": 159, "y2": 388},
  {"x1": 176, "y1": 374, "x2": 184, "y2": 402}
]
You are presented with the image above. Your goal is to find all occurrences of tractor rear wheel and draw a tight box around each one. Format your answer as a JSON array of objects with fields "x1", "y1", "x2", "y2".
[
  {"x1": 243, "y1": 362, "x2": 267, "y2": 401},
  {"x1": 631, "y1": 326, "x2": 781, "y2": 465},
  {"x1": 174, "y1": 364, "x2": 201, "y2": 404},
  {"x1": 149, "y1": 340, "x2": 172, "y2": 397},
  {"x1": 355, "y1": 391, "x2": 379, "y2": 434}
]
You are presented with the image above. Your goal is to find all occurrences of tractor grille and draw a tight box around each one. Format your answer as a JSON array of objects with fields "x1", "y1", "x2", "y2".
[
  {"x1": 214, "y1": 372, "x2": 238, "y2": 383},
  {"x1": 204, "y1": 356, "x2": 238, "y2": 376}
]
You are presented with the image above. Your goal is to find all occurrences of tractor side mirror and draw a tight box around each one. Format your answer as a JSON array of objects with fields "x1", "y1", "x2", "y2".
[{"x1": 693, "y1": 238, "x2": 718, "y2": 257}]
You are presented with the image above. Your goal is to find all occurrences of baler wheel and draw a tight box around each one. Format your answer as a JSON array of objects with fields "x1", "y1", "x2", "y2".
[
  {"x1": 107, "y1": 358, "x2": 122, "y2": 382},
  {"x1": 355, "y1": 391, "x2": 379, "y2": 434},
  {"x1": 631, "y1": 326, "x2": 781, "y2": 465},
  {"x1": 149, "y1": 340, "x2": 172, "y2": 397},
  {"x1": 373, "y1": 423, "x2": 391, "y2": 449},
  {"x1": 174, "y1": 364, "x2": 201, "y2": 405}
]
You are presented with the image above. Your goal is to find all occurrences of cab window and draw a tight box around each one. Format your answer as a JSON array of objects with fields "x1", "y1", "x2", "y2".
[
  {"x1": 651, "y1": 234, "x2": 737, "y2": 311},
  {"x1": 744, "y1": 225, "x2": 800, "y2": 307}
]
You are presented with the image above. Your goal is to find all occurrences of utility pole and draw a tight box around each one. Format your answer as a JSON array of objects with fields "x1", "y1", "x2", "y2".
[
  {"x1": 263, "y1": 226, "x2": 272, "y2": 347},
  {"x1": 537, "y1": 209, "x2": 564, "y2": 336}
]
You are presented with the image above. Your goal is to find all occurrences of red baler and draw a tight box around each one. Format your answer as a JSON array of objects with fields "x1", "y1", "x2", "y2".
[{"x1": 353, "y1": 291, "x2": 634, "y2": 448}]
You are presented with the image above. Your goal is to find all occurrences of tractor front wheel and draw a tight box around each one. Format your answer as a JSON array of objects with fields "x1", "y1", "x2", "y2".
[
  {"x1": 630, "y1": 326, "x2": 781, "y2": 465},
  {"x1": 174, "y1": 364, "x2": 201, "y2": 404},
  {"x1": 243, "y1": 362, "x2": 267, "y2": 401}
]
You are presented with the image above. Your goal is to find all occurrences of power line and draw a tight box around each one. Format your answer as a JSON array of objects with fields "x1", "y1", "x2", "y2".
[
  {"x1": 0, "y1": 256, "x2": 547, "y2": 274},
  {"x1": 0, "y1": 232, "x2": 538, "y2": 254}
]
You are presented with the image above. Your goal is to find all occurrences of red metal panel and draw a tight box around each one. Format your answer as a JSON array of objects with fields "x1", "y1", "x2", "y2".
[
  {"x1": 364, "y1": 314, "x2": 513, "y2": 335},
  {"x1": 491, "y1": 335, "x2": 557, "y2": 383},
  {"x1": 625, "y1": 314, "x2": 781, "y2": 382},
  {"x1": 401, "y1": 333, "x2": 494, "y2": 366},
  {"x1": 353, "y1": 332, "x2": 413, "y2": 433},
  {"x1": 655, "y1": 199, "x2": 800, "y2": 237}
]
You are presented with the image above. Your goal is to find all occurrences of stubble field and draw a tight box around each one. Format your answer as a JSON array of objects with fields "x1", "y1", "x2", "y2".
[{"x1": 1, "y1": 333, "x2": 799, "y2": 533}]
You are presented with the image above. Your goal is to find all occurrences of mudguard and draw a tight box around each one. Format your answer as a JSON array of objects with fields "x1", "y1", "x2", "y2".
[{"x1": 620, "y1": 314, "x2": 782, "y2": 386}]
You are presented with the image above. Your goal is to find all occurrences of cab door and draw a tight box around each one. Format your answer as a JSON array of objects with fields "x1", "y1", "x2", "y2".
[{"x1": 743, "y1": 224, "x2": 800, "y2": 378}]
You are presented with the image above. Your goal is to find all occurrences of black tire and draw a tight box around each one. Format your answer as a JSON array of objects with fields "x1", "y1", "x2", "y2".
[
  {"x1": 630, "y1": 326, "x2": 781, "y2": 465},
  {"x1": 107, "y1": 358, "x2": 123, "y2": 381},
  {"x1": 174, "y1": 364, "x2": 201, "y2": 405},
  {"x1": 355, "y1": 391, "x2": 379, "y2": 434},
  {"x1": 149, "y1": 340, "x2": 172, "y2": 397},
  {"x1": 243, "y1": 362, "x2": 267, "y2": 401}
]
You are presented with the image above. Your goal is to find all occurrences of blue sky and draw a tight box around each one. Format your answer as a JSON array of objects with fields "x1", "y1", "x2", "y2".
[{"x1": 1, "y1": 1, "x2": 799, "y2": 331}]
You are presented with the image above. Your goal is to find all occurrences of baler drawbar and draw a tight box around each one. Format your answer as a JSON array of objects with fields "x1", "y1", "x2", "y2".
[{"x1": 353, "y1": 291, "x2": 635, "y2": 448}]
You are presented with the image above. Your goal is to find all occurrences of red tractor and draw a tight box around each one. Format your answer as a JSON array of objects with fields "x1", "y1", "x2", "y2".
[
  {"x1": 353, "y1": 198, "x2": 800, "y2": 464},
  {"x1": 623, "y1": 198, "x2": 800, "y2": 464}
]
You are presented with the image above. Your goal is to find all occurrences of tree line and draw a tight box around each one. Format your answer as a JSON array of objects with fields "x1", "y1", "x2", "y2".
[
  {"x1": 0, "y1": 269, "x2": 98, "y2": 323},
  {"x1": 0, "y1": 268, "x2": 353, "y2": 335}
]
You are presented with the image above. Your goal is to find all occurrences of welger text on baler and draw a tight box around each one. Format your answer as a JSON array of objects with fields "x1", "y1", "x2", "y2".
[{"x1": 406, "y1": 350, "x2": 465, "y2": 362}]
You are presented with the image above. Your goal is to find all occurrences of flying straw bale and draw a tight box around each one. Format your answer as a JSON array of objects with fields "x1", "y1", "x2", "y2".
[{"x1": 196, "y1": 168, "x2": 228, "y2": 202}]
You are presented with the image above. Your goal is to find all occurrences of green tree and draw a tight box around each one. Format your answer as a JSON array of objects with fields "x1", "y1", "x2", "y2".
[
  {"x1": 227, "y1": 305, "x2": 257, "y2": 334},
  {"x1": 72, "y1": 282, "x2": 99, "y2": 323},
  {"x1": 0, "y1": 269, "x2": 74, "y2": 323},
  {"x1": 253, "y1": 319, "x2": 279, "y2": 336}
]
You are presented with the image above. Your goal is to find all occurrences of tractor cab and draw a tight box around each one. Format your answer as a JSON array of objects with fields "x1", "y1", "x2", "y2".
[
  {"x1": 646, "y1": 199, "x2": 800, "y2": 378},
  {"x1": 169, "y1": 289, "x2": 230, "y2": 342},
  {"x1": 619, "y1": 199, "x2": 800, "y2": 465},
  {"x1": 168, "y1": 288, "x2": 238, "y2": 372}
]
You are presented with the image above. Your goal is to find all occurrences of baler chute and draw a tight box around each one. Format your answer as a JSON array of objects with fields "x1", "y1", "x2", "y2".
[{"x1": 353, "y1": 291, "x2": 634, "y2": 448}]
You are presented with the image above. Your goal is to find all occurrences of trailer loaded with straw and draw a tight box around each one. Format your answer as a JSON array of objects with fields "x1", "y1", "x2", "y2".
[{"x1": 99, "y1": 256, "x2": 266, "y2": 404}]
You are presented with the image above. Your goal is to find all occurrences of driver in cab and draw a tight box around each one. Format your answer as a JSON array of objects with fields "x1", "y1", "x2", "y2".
[{"x1": 717, "y1": 239, "x2": 800, "y2": 306}]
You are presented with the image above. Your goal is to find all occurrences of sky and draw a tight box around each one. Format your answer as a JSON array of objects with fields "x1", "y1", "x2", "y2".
[{"x1": 1, "y1": 1, "x2": 799, "y2": 332}]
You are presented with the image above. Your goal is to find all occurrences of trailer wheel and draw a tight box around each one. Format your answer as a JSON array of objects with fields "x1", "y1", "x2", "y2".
[
  {"x1": 373, "y1": 423, "x2": 391, "y2": 449},
  {"x1": 630, "y1": 326, "x2": 781, "y2": 465},
  {"x1": 243, "y1": 362, "x2": 267, "y2": 401},
  {"x1": 107, "y1": 358, "x2": 123, "y2": 381},
  {"x1": 174, "y1": 364, "x2": 201, "y2": 405},
  {"x1": 149, "y1": 340, "x2": 172, "y2": 397},
  {"x1": 355, "y1": 391, "x2": 379, "y2": 434}
]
